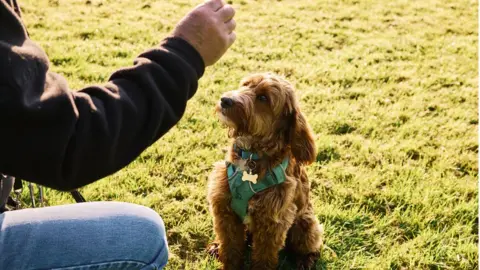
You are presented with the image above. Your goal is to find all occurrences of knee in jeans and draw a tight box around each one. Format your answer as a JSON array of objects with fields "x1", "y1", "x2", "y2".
[
  {"x1": 117, "y1": 203, "x2": 169, "y2": 266},
  {"x1": 142, "y1": 209, "x2": 168, "y2": 266},
  {"x1": 144, "y1": 211, "x2": 168, "y2": 267}
]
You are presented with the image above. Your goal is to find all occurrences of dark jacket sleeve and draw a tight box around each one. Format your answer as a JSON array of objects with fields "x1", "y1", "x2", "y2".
[{"x1": 0, "y1": 2, "x2": 205, "y2": 191}]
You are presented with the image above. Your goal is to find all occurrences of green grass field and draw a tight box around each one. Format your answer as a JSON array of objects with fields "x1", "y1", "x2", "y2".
[{"x1": 17, "y1": 0, "x2": 478, "y2": 269}]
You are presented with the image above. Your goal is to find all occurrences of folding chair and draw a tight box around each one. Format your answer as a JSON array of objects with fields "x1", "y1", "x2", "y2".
[{"x1": 0, "y1": 174, "x2": 86, "y2": 213}]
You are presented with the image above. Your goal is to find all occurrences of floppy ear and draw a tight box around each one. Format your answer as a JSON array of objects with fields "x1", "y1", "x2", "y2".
[{"x1": 289, "y1": 106, "x2": 317, "y2": 165}]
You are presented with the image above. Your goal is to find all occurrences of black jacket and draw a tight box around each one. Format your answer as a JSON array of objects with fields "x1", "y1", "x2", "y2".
[{"x1": 0, "y1": 0, "x2": 205, "y2": 191}]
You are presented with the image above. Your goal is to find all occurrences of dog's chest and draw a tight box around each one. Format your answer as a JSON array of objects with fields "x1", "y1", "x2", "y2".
[{"x1": 226, "y1": 158, "x2": 289, "y2": 223}]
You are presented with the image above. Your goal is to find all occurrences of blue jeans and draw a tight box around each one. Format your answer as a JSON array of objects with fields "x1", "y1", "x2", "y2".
[{"x1": 0, "y1": 202, "x2": 169, "y2": 269}]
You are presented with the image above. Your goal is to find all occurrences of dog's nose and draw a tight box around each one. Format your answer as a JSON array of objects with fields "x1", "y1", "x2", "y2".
[{"x1": 220, "y1": 97, "x2": 234, "y2": 108}]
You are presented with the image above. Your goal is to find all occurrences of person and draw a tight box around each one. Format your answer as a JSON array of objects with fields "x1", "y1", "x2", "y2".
[{"x1": 0, "y1": 0, "x2": 236, "y2": 269}]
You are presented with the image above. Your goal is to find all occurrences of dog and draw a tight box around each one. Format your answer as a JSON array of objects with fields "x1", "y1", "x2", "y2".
[{"x1": 207, "y1": 73, "x2": 323, "y2": 270}]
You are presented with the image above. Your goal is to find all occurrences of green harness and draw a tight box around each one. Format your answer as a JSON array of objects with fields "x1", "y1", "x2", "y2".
[{"x1": 227, "y1": 151, "x2": 289, "y2": 221}]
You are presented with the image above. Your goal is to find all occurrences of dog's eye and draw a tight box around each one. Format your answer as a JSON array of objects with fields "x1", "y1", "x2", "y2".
[{"x1": 256, "y1": 95, "x2": 268, "y2": 102}]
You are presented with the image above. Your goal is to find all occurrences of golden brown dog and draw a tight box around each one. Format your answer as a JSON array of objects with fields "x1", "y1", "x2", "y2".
[{"x1": 207, "y1": 73, "x2": 323, "y2": 269}]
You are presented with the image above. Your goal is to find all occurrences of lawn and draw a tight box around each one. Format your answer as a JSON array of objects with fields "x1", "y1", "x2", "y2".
[{"x1": 17, "y1": 0, "x2": 478, "y2": 269}]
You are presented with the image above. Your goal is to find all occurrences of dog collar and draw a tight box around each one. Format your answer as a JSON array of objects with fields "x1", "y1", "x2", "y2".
[
  {"x1": 233, "y1": 144, "x2": 260, "y2": 161},
  {"x1": 226, "y1": 158, "x2": 289, "y2": 221}
]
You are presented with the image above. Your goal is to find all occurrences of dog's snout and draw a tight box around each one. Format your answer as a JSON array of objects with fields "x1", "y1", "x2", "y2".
[{"x1": 220, "y1": 97, "x2": 234, "y2": 108}]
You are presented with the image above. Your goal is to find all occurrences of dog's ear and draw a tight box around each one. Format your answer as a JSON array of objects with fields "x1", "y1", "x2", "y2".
[{"x1": 288, "y1": 103, "x2": 316, "y2": 165}]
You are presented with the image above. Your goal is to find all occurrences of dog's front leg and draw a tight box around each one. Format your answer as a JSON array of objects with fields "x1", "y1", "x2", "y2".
[
  {"x1": 213, "y1": 212, "x2": 246, "y2": 270},
  {"x1": 208, "y1": 162, "x2": 246, "y2": 270},
  {"x1": 249, "y1": 204, "x2": 296, "y2": 270},
  {"x1": 248, "y1": 180, "x2": 297, "y2": 270}
]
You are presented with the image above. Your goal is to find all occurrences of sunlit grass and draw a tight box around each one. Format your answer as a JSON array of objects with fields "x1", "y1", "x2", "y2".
[{"x1": 17, "y1": 0, "x2": 478, "y2": 268}]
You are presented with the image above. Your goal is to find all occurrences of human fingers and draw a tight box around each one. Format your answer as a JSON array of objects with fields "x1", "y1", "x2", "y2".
[
  {"x1": 204, "y1": 0, "x2": 225, "y2": 11},
  {"x1": 225, "y1": 18, "x2": 236, "y2": 33},
  {"x1": 228, "y1": 31, "x2": 236, "y2": 46},
  {"x1": 217, "y1": 4, "x2": 235, "y2": 22}
]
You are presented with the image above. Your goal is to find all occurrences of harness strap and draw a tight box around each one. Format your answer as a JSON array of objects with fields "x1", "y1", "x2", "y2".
[{"x1": 227, "y1": 158, "x2": 289, "y2": 221}]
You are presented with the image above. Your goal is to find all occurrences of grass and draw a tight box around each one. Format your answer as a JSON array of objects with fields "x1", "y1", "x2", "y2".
[{"x1": 15, "y1": 0, "x2": 478, "y2": 269}]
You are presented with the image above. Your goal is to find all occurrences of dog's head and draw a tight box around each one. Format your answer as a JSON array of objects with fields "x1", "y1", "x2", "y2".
[{"x1": 216, "y1": 73, "x2": 316, "y2": 164}]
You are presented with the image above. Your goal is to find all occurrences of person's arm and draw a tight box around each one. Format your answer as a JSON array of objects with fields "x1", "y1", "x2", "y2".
[{"x1": 0, "y1": 0, "x2": 236, "y2": 191}]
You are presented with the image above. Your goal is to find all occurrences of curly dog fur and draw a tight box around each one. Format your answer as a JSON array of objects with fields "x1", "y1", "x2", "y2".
[{"x1": 207, "y1": 73, "x2": 323, "y2": 270}]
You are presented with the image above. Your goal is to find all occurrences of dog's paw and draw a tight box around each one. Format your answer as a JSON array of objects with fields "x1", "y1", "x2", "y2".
[
  {"x1": 296, "y1": 251, "x2": 320, "y2": 270},
  {"x1": 206, "y1": 242, "x2": 220, "y2": 259}
]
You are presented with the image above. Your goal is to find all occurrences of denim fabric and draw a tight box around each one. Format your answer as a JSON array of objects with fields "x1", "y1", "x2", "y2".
[{"x1": 0, "y1": 202, "x2": 168, "y2": 270}]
